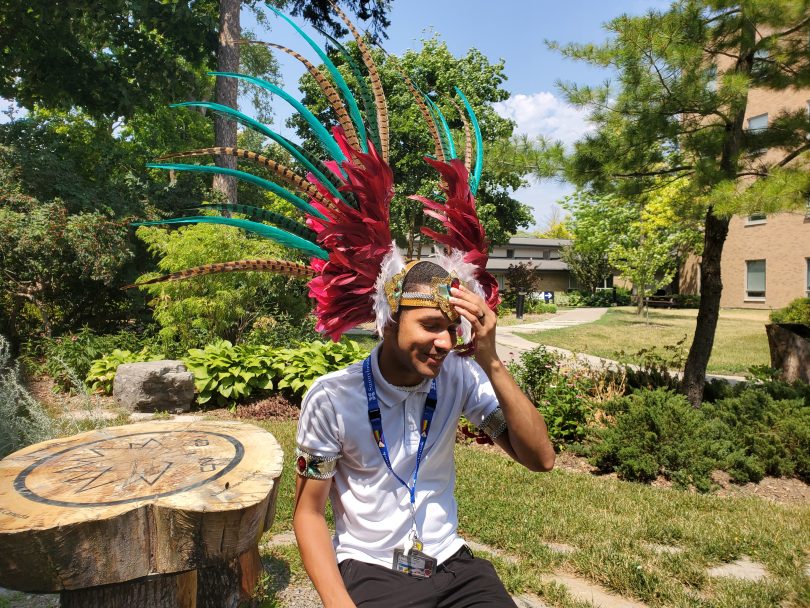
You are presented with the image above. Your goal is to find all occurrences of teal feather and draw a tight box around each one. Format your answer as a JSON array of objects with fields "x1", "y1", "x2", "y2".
[
  {"x1": 132, "y1": 216, "x2": 329, "y2": 261},
  {"x1": 209, "y1": 71, "x2": 347, "y2": 168},
  {"x1": 171, "y1": 101, "x2": 347, "y2": 204},
  {"x1": 268, "y1": 6, "x2": 368, "y2": 152},
  {"x1": 454, "y1": 87, "x2": 484, "y2": 195},
  {"x1": 425, "y1": 97, "x2": 456, "y2": 160},
  {"x1": 315, "y1": 27, "x2": 380, "y2": 153},
  {"x1": 147, "y1": 162, "x2": 327, "y2": 221},
  {"x1": 188, "y1": 203, "x2": 318, "y2": 243}
]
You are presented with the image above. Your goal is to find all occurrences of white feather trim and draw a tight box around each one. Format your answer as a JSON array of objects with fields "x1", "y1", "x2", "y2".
[
  {"x1": 435, "y1": 248, "x2": 485, "y2": 347},
  {"x1": 372, "y1": 242, "x2": 405, "y2": 336}
]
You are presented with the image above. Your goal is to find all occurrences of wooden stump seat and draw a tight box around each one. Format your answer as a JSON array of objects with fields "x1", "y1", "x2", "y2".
[{"x1": 0, "y1": 420, "x2": 284, "y2": 607}]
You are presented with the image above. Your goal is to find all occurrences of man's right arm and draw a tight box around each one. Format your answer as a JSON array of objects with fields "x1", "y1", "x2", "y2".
[{"x1": 293, "y1": 475, "x2": 356, "y2": 608}]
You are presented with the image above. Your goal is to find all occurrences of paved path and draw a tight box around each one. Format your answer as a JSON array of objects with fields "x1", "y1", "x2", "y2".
[
  {"x1": 495, "y1": 307, "x2": 609, "y2": 365},
  {"x1": 495, "y1": 307, "x2": 747, "y2": 385}
]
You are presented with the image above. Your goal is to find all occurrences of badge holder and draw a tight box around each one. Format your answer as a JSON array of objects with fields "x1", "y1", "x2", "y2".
[
  {"x1": 393, "y1": 526, "x2": 437, "y2": 578},
  {"x1": 392, "y1": 507, "x2": 437, "y2": 578}
]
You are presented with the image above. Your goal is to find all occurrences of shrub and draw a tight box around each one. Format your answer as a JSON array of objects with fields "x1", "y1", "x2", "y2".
[
  {"x1": 509, "y1": 346, "x2": 594, "y2": 444},
  {"x1": 86, "y1": 347, "x2": 166, "y2": 395},
  {"x1": 770, "y1": 297, "x2": 810, "y2": 326},
  {"x1": 590, "y1": 385, "x2": 810, "y2": 489},
  {"x1": 28, "y1": 327, "x2": 145, "y2": 392},
  {"x1": 243, "y1": 311, "x2": 320, "y2": 348},
  {"x1": 525, "y1": 300, "x2": 557, "y2": 314},
  {"x1": 183, "y1": 341, "x2": 277, "y2": 407},
  {"x1": 589, "y1": 389, "x2": 716, "y2": 490},
  {"x1": 0, "y1": 336, "x2": 56, "y2": 457},
  {"x1": 272, "y1": 340, "x2": 367, "y2": 397},
  {"x1": 555, "y1": 291, "x2": 586, "y2": 308},
  {"x1": 701, "y1": 389, "x2": 810, "y2": 483},
  {"x1": 182, "y1": 338, "x2": 369, "y2": 407}
]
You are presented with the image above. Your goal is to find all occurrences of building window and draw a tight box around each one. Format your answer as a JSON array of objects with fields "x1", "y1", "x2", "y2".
[
  {"x1": 706, "y1": 64, "x2": 718, "y2": 92},
  {"x1": 747, "y1": 113, "x2": 768, "y2": 132},
  {"x1": 506, "y1": 249, "x2": 514, "y2": 259},
  {"x1": 746, "y1": 213, "x2": 767, "y2": 224},
  {"x1": 746, "y1": 260, "x2": 766, "y2": 300}
]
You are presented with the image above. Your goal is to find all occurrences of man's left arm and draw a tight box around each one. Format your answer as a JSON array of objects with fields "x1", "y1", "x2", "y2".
[{"x1": 450, "y1": 285, "x2": 555, "y2": 472}]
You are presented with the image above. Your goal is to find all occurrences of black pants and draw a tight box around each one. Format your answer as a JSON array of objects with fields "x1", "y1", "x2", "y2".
[{"x1": 338, "y1": 546, "x2": 517, "y2": 608}]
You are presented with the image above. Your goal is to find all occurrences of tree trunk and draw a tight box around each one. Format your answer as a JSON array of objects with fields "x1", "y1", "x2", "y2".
[
  {"x1": 197, "y1": 546, "x2": 262, "y2": 608},
  {"x1": 213, "y1": 0, "x2": 240, "y2": 204},
  {"x1": 61, "y1": 570, "x2": 197, "y2": 608},
  {"x1": 681, "y1": 210, "x2": 729, "y2": 406}
]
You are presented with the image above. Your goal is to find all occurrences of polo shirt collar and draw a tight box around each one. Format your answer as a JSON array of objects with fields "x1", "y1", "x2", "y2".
[{"x1": 369, "y1": 344, "x2": 431, "y2": 407}]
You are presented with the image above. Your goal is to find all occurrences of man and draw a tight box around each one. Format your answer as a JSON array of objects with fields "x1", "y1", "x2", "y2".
[{"x1": 294, "y1": 260, "x2": 555, "y2": 608}]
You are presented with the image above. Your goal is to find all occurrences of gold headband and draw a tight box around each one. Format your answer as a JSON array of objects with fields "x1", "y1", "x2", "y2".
[{"x1": 384, "y1": 261, "x2": 460, "y2": 321}]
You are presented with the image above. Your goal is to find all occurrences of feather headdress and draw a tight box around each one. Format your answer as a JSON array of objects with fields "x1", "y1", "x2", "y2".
[{"x1": 131, "y1": 7, "x2": 499, "y2": 348}]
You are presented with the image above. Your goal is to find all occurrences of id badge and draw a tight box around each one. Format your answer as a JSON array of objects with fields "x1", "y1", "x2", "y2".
[{"x1": 392, "y1": 548, "x2": 438, "y2": 578}]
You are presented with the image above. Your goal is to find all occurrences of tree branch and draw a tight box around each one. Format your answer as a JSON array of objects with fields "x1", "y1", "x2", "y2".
[{"x1": 613, "y1": 166, "x2": 693, "y2": 178}]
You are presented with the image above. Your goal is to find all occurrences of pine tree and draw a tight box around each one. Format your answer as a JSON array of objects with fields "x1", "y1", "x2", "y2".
[{"x1": 552, "y1": 0, "x2": 810, "y2": 405}]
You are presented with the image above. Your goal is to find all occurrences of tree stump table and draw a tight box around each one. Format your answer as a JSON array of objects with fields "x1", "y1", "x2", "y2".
[{"x1": 0, "y1": 420, "x2": 284, "y2": 607}]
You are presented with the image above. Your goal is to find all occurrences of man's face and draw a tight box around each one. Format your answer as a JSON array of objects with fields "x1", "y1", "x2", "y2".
[{"x1": 383, "y1": 305, "x2": 459, "y2": 384}]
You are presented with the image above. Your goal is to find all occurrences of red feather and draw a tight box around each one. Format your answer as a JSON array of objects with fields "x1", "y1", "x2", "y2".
[
  {"x1": 412, "y1": 157, "x2": 500, "y2": 310},
  {"x1": 307, "y1": 127, "x2": 395, "y2": 341}
]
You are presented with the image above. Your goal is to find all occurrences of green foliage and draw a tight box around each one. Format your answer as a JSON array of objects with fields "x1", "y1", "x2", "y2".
[
  {"x1": 525, "y1": 300, "x2": 557, "y2": 314},
  {"x1": 28, "y1": 327, "x2": 145, "y2": 392},
  {"x1": 590, "y1": 386, "x2": 810, "y2": 489},
  {"x1": 770, "y1": 297, "x2": 810, "y2": 325},
  {"x1": 0, "y1": 1, "x2": 217, "y2": 117},
  {"x1": 509, "y1": 346, "x2": 594, "y2": 444},
  {"x1": 590, "y1": 389, "x2": 715, "y2": 489},
  {"x1": 135, "y1": 223, "x2": 312, "y2": 354},
  {"x1": 555, "y1": 289, "x2": 630, "y2": 308},
  {"x1": 0, "y1": 336, "x2": 56, "y2": 458},
  {"x1": 182, "y1": 339, "x2": 368, "y2": 407},
  {"x1": 272, "y1": 340, "x2": 367, "y2": 397},
  {"x1": 86, "y1": 348, "x2": 165, "y2": 395},
  {"x1": 183, "y1": 341, "x2": 278, "y2": 407},
  {"x1": 242, "y1": 312, "x2": 321, "y2": 348}
]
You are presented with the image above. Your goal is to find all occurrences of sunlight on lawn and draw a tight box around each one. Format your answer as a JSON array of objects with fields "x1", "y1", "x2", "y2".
[{"x1": 518, "y1": 307, "x2": 771, "y2": 376}]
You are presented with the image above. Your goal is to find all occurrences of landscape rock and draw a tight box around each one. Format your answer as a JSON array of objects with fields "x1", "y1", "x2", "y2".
[{"x1": 113, "y1": 360, "x2": 195, "y2": 412}]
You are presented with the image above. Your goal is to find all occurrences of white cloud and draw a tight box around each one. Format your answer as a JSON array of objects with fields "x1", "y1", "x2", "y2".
[{"x1": 493, "y1": 92, "x2": 594, "y2": 148}]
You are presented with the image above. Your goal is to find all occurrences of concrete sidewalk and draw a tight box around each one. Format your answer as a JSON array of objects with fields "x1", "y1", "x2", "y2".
[{"x1": 495, "y1": 307, "x2": 747, "y2": 385}]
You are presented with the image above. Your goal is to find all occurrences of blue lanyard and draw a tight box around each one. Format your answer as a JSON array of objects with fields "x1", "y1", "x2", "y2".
[{"x1": 362, "y1": 357, "x2": 437, "y2": 506}]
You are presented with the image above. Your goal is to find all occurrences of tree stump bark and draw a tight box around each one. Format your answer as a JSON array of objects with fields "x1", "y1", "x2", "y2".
[
  {"x1": 61, "y1": 569, "x2": 197, "y2": 608},
  {"x1": 0, "y1": 421, "x2": 284, "y2": 603},
  {"x1": 766, "y1": 323, "x2": 810, "y2": 383}
]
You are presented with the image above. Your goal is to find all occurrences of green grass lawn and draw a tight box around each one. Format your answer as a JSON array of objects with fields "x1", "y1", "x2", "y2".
[
  {"x1": 517, "y1": 307, "x2": 772, "y2": 376},
  {"x1": 256, "y1": 419, "x2": 809, "y2": 608}
]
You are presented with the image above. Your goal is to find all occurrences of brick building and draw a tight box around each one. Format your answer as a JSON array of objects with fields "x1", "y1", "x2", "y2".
[{"x1": 682, "y1": 56, "x2": 810, "y2": 309}]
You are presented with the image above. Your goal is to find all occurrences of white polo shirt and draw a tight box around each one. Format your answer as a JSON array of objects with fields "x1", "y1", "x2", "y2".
[{"x1": 295, "y1": 344, "x2": 500, "y2": 568}]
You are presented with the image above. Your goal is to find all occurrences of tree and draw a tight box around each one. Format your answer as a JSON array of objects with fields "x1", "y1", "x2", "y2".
[
  {"x1": 505, "y1": 262, "x2": 543, "y2": 296},
  {"x1": 0, "y1": 1, "x2": 393, "y2": 120},
  {"x1": 550, "y1": 0, "x2": 810, "y2": 405},
  {"x1": 535, "y1": 207, "x2": 573, "y2": 239},
  {"x1": 289, "y1": 36, "x2": 533, "y2": 251}
]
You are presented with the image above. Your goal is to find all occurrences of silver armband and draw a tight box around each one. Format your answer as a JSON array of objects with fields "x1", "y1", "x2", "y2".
[
  {"x1": 479, "y1": 408, "x2": 507, "y2": 440},
  {"x1": 295, "y1": 447, "x2": 339, "y2": 479}
]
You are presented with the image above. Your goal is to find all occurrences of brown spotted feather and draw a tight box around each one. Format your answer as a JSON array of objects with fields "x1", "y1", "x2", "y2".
[
  {"x1": 449, "y1": 98, "x2": 473, "y2": 173},
  {"x1": 330, "y1": 2, "x2": 389, "y2": 163},
  {"x1": 124, "y1": 259, "x2": 317, "y2": 289},
  {"x1": 158, "y1": 147, "x2": 332, "y2": 207},
  {"x1": 263, "y1": 42, "x2": 361, "y2": 153}
]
